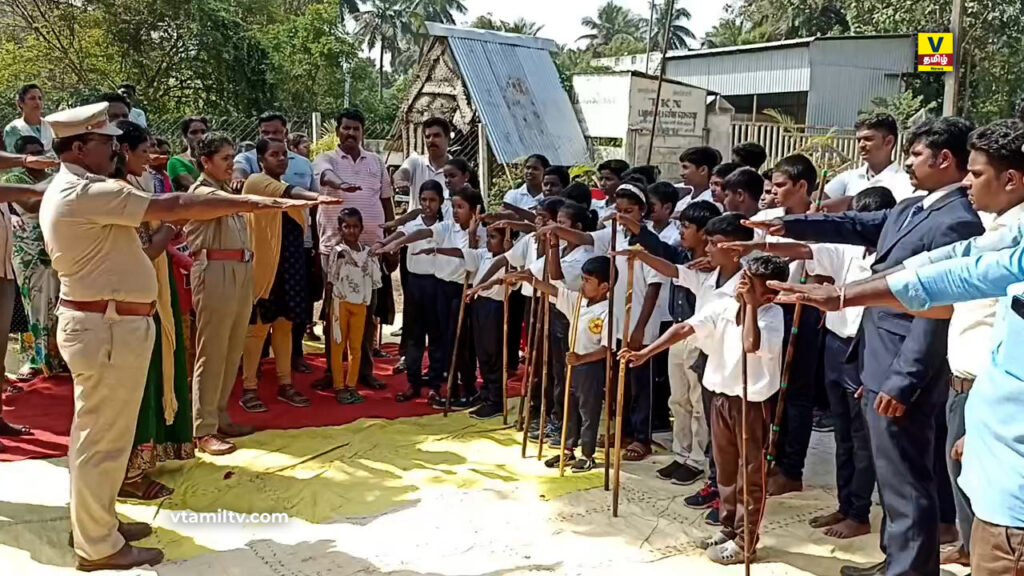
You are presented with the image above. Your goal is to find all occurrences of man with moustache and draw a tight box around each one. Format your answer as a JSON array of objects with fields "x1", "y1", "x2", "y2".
[
  {"x1": 748, "y1": 116, "x2": 984, "y2": 576},
  {"x1": 312, "y1": 108, "x2": 394, "y2": 391}
]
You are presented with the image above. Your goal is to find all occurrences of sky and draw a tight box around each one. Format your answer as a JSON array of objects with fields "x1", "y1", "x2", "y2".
[{"x1": 459, "y1": 0, "x2": 732, "y2": 48}]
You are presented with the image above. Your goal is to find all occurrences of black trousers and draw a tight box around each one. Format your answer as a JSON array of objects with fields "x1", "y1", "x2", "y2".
[
  {"x1": 934, "y1": 388, "x2": 957, "y2": 526},
  {"x1": 823, "y1": 331, "x2": 875, "y2": 524},
  {"x1": 650, "y1": 320, "x2": 674, "y2": 431},
  {"x1": 398, "y1": 246, "x2": 410, "y2": 357},
  {"x1": 864, "y1": 382, "x2": 945, "y2": 576},
  {"x1": 574, "y1": 359, "x2": 606, "y2": 457},
  {"x1": 527, "y1": 300, "x2": 556, "y2": 421},
  {"x1": 405, "y1": 272, "x2": 443, "y2": 392},
  {"x1": 547, "y1": 304, "x2": 569, "y2": 424},
  {"x1": 507, "y1": 290, "x2": 525, "y2": 372},
  {"x1": 471, "y1": 298, "x2": 503, "y2": 406},
  {"x1": 291, "y1": 246, "x2": 316, "y2": 359},
  {"x1": 775, "y1": 303, "x2": 822, "y2": 482},
  {"x1": 945, "y1": 384, "x2": 973, "y2": 548},
  {"x1": 438, "y1": 279, "x2": 476, "y2": 398},
  {"x1": 617, "y1": 339, "x2": 653, "y2": 444}
]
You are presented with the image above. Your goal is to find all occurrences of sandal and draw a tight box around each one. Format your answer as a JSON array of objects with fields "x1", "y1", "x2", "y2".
[
  {"x1": 15, "y1": 367, "x2": 41, "y2": 383},
  {"x1": 119, "y1": 477, "x2": 174, "y2": 501},
  {"x1": 239, "y1": 390, "x2": 268, "y2": 413},
  {"x1": 597, "y1": 434, "x2": 633, "y2": 450},
  {"x1": 335, "y1": 388, "x2": 365, "y2": 405},
  {"x1": 277, "y1": 385, "x2": 311, "y2": 408},
  {"x1": 2, "y1": 382, "x2": 25, "y2": 395},
  {"x1": 0, "y1": 419, "x2": 31, "y2": 437},
  {"x1": 395, "y1": 388, "x2": 420, "y2": 403},
  {"x1": 621, "y1": 441, "x2": 651, "y2": 462}
]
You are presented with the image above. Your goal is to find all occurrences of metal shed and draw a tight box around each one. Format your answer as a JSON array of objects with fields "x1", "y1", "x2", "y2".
[
  {"x1": 397, "y1": 23, "x2": 589, "y2": 170},
  {"x1": 594, "y1": 35, "x2": 916, "y2": 128}
]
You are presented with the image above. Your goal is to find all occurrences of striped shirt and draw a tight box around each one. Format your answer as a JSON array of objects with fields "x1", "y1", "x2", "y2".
[{"x1": 313, "y1": 146, "x2": 393, "y2": 252}]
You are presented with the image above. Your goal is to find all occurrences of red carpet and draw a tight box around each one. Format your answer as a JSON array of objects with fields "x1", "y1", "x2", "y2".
[{"x1": 0, "y1": 343, "x2": 523, "y2": 462}]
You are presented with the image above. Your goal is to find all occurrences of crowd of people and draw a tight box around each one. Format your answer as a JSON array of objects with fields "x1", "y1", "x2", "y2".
[{"x1": 0, "y1": 79, "x2": 1022, "y2": 576}]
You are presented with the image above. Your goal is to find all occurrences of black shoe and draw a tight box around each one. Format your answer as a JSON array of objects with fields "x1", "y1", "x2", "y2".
[
  {"x1": 468, "y1": 392, "x2": 484, "y2": 407},
  {"x1": 839, "y1": 561, "x2": 886, "y2": 576},
  {"x1": 656, "y1": 460, "x2": 684, "y2": 480},
  {"x1": 469, "y1": 402, "x2": 503, "y2": 420},
  {"x1": 360, "y1": 376, "x2": 386, "y2": 390},
  {"x1": 435, "y1": 396, "x2": 473, "y2": 411},
  {"x1": 670, "y1": 464, "x2": 704, "y2": 486},
  {"x1": 372, "y1": 348, "x2": 390, "y2": 359},
  {"x1": 812, "y1": 410, "x2": 835, "y2": 432},
  {"x1": 311, "y1": 376, "x2": 333, "y2": 395},
  {"x1": 703, "y1": 501, "x2": 721, "y2": 526},
  {"x1": 543, "y1": 452, "x2": 575, "y2": 468},
  {"x1": 571, "y1": 456, "x2": 595, "y2": 473},
  {"x1": 684, "y1": 481, "x2": 719, "y2": 509},
  {"x1": 392, "y1": 357, "x2": 407, "y2": 375}
]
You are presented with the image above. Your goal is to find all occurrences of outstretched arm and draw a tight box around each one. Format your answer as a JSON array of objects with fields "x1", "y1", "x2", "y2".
[
  {"x1": 620, "y1": 322, "x2": 695, "y2": 366},
  {"x1": 144, "y1": 193, "x2": 316, "y2": 222},
  {"x1": 538, "y1": 223, "x2": 594, "y2": 248},
  {"x1": 377, "y1": 228, "x2": 432, "y2": 254},
  {"x1": 610, "y1": 249, "x2": 677, "y2": 280}
]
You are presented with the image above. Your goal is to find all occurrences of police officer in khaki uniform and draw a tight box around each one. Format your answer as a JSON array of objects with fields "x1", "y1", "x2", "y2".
[{"x1": 41, "y1": 104, "x2": 315, "y2": 571}]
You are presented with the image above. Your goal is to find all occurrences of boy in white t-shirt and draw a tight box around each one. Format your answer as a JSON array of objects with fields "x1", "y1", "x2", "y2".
[{"x1": 622, "y1": 255, "x2": 789, "y2": 566}]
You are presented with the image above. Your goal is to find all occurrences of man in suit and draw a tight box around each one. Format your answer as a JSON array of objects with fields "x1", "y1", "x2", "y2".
[{"x1": 747, "y1": 116, "x2": 984, "y2": 576}]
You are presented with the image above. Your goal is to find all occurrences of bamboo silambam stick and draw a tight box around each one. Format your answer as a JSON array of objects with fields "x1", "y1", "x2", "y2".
[
  {"x1": 740, "y1": 303, "x2": 751, "y2": 576},
  {"x1": 521, "y1": 294, "x2": 544, "y2": 457},
  {"x1": 603, "y1": 218, "x2": 618, "y2": 491},
  {"x1": 444, "y1": 271, "x2": 471, "y2": 418},
  {"x1": 536, "y1": 263, "x2": 552, "y2": 461},
  {"x1": 517, "y1": 290, "x2": 539, "y2": 432},
  {"x1": 612, "y1": 246, "x2": 637, "y2": 517},
  {"x1": 559, "y1": 292, "x2": 584, "y2": 476},
  {"x1": 501, "y1": 266, "x2": 510, "y2": 426}
]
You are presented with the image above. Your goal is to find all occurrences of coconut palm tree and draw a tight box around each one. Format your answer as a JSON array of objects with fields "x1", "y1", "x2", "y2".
[
  {"x1": 648, "y1": 1, "x2": 696, "y2": 51},
  {"x1": 414, "y1": 0, "x2": 467, "y2": 25},
  {"x1": 470, "y1": 14, "x2": 544, "y2": 36},
  {"x1": 577, "y1": 1, "x2": 646, "y2": 49},
  {"x1": 354, "y1": 0, "x2": 404, "y2": 97}
]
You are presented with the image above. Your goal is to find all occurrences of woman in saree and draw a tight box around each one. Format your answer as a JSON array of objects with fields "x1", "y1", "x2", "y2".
[{"x1": 113, "y1": 120, "x2": 193, "y2": 500}]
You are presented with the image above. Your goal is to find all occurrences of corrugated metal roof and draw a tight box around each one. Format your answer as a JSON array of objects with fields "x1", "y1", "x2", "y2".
[
  {"x1": 661, "y1": 34, "x2": 914, "y2": 60},
  {"x1": 444, "y1": 35, "x2": 589, "y2": 165},
  {"x1": 664, "y1": 43, "x2": 811, "y2": 95},
  {"x1": 426, "y1": 23, "x2": 558, "y2": 53}
]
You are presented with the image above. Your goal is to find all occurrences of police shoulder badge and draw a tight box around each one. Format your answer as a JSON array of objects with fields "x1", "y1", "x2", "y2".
[{"x1": 588, "y1": 317, "x2": 603, "y2": 335}]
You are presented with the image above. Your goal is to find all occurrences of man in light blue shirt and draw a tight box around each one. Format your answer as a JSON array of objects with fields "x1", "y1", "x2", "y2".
[{"x1": 765, "y1": 119, "x2": 1024, "y2": 574}]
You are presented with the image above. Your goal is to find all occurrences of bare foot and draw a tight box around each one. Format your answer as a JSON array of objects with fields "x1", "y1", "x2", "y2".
[
  {"x1": 823, "y1": 518, "x2": 871, "y2": 539},
  {"x1": 809, "y1": 510, "x2": 846, "y2": 529},
  {"x1": 939, "y1": 523, "x2": 959, "y2": 546},
  {"x1": 767, "y1": 472, "x2": 803, "y2": 496}
]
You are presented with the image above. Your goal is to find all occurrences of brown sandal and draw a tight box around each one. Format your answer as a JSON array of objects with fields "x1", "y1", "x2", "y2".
[
  {"x1": 621, "y1": 441, "x2": 651, "y2": 461},
  {"x1": 239, "y1": 390, "x2": 268, "y2": 413},
  {"x1": 277, "y1": 385, "x2": 311, "y2": 407},
  {"x1": 119, "y1": 477, "x2": 174, "y2": 501}
]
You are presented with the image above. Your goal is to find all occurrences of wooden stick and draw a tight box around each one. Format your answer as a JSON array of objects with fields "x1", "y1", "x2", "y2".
[
  {"x1": 501, "y1": 266, "x2": 510, "y2": 426},
  {"x1": 603, "y1": 219, "x2": 618, "y2": 491},
  {"x1": 740, "y1": 304, "x2": 751, "y2": 576},
  {"x1": 612, "y1": 247, "x2": 637, "y2": 517},
  {"x1": 537, "y1": 264, "x2": 552, "y2": 460},
  {"x1": 517, "y1": 291, "x2": 539, "y2": 432},
  {"x1": 644, "y1": 0, "x2": 676, "y2": 165},
  {"x1": 444, "y1": 272, "x2": 471, "y2": 418},
  {"x1": 559, "y1": 292, "x2": 584, "y2": 476},
  {"x1": 521, "y1": 297, "x2": 544, "y2": 457}
]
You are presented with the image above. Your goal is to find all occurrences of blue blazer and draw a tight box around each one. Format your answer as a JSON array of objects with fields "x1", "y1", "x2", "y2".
[{"x1": 782, "y1": 189, "x2": 984, "y2": 404}]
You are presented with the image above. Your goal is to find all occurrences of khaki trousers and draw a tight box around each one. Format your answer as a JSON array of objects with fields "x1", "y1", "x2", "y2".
[
  {"x1": 57, "y1": 305, "x2": 155, "y2": 560},
  {"x1": 971, "y1": 518, "x2": 1024, "y2": 575},
  {"x1": 329, "y1": 301, "x2": 367, "y2": 389},
  {"x1": 242, "y1": 317, "x2": 293, "y2": 389},
  {"x1": 191, "y1": 261, "x2": 253, "y2": 437},
  {"x1": 667, "y1": 338, "x2": 707, "y2": 468},
  {"x1": 711, "y1": 392, "x2": 770, "y2": 549}
]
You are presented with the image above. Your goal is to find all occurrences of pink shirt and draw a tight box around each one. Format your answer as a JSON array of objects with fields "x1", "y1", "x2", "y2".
[{"x1": 313, "y1": 146, "x2": 393, "y2": 252}]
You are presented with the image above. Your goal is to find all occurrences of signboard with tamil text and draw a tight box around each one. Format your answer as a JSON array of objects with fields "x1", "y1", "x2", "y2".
[{"x1": 918, "y1": 32, "x2": 954, "y2": 72}]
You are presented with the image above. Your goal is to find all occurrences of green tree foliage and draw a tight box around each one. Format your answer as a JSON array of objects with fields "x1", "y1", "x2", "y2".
[
  {"x1": 577, "y1": 1, "x2": 648, "y2": 49},
  {"x1": 649, "y1": 2, "x2": 696, "y2": 51},
  {"x1": 470, "y1": 14, "x2": 544, "y2": 36},
  {"x1": 703, "y1": 0, "x2": 1024, "y2": 123}
]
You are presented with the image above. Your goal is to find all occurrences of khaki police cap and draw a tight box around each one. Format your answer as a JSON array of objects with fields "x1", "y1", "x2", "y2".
[{"x1": 45, "y1": 102, "x2": 122, "y2": 139}]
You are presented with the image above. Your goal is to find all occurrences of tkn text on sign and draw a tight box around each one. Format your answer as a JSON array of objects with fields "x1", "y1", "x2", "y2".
[{"x1": 918, "y1": 32, "x2": 954, "y2": 72}]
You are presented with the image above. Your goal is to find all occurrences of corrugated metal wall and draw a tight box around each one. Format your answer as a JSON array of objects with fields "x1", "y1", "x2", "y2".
[
  {"x1": 806, "y1": 37, "x2": 916, "y2": 126},
  {"x1": 663, "y1": 45, "x2": 811, "y2": 96},
  {"x1": 447, "y1": 37, "x2": 589, "y2": 166}
]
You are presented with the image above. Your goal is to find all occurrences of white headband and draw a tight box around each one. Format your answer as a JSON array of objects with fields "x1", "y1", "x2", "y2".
[{"x1": 616, "y1": 182, "x2": 647, "y2": 206}]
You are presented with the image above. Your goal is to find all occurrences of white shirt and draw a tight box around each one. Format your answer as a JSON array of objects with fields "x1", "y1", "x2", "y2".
[
  {"x1": 945, "y1": 203, "x2": 1024, "y2": 379},
  {"x1": 429, "y1": 220, "x2": 486, "y2": 283},
  {"x1": 649, "y1": 221, "x2": 681, "y2": 323},
  {"x1": 824, "y1": 161, "x2": 916, "y2": 202},
  {"x1": 398, "y1": 153, "x2": 452, "y2": 219},
  {"x1": 752, "y1": 207, "x2": 807, "y2": 284},
  {"x1": 674, "y1": 265, "x2": 742, "y2": 312},
  {"x1": 590, "y1": 226, "x2": 664, "y2": 345},
  {"x1": 328, "y1": 243, "x2": 382, "y2": 305},
  {"x1": 463, "y1": 247, "x2": 504, "y2": 301},
  {"x1": 689, "y1": 298, "x2": 784, "y2": 401},
  {"x1": 805, "y1": 244, "x2": 875, "y2": 338},
  {"x1": 398, "y1": 215, "x2": 437, "y2": 276},
  {"x1": 128, "y1": 107, "x2": 148, "y2": 128},
  {"x1": 4, "y1": 117, "x2": 55, "y2": 152},
  {"x1": 555, "y1": 287, "x2": 609, "y2": 355},
  {"x1": 558, "y1": 244, "x2": 595, "y2": 292},
  {"x1": 505, "y1": 233, "x2": 540, "y2": 296},
  {"x1": 503, "y1": 184, "x2": 542, "y2": 210},
  {"x1": 673, "y1": 187, "x2": 721, "y2": 215}
]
